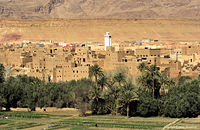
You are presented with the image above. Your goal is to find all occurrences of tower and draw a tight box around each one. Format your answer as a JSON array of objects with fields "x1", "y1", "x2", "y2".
[{"x1": 104, "y1": 32, "x2": 112, "y2": 50}]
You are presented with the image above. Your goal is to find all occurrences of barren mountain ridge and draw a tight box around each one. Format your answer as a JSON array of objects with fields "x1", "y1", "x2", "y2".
[{"x1": 0, "y1": 0, "x2": 200, "y2": 19}]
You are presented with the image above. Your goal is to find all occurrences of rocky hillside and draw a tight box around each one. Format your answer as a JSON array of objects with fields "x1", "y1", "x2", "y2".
[{"x1": 0, "y1": 0, "x2": 200, "y2": 19}]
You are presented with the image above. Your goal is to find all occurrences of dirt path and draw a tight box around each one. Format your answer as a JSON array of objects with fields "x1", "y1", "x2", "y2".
[
  {"x1": 162, "y1": 116, "x2": 200, "y2": 130},
  {"x1": 162, "y1": 119, "x2": 181, "y2": 130}
]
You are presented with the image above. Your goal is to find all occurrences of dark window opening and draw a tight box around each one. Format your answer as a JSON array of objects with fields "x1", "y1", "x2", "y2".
[{"x1": 164, "y1": 55, "x2": 170, "y2": 58}]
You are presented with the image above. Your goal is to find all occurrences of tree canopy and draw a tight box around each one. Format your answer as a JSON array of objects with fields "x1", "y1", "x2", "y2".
[{"x1": 0, "y1": 63, "x2": 199, "y2": 118}]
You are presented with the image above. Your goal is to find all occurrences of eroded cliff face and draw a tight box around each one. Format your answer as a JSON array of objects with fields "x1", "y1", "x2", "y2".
[
  {"x1": 0, "y1": 0, "x2": 200, "y2": 19},
  {"x1": 34, "y1": 0, "x2": 65, "y2": 14}
]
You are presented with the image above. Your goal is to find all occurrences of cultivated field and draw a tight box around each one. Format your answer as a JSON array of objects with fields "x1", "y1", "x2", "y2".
[
  {"x1": 1, "y1": 19, "x2": 200, "y2": 43},
  {"x1": 0, "y1": 108, "x2": 199, "y2": 130}
]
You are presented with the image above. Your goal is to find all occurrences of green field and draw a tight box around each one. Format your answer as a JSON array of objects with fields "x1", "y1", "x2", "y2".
[{"x1": 0, "y1": 111, "x2": 199, "y2": 130}]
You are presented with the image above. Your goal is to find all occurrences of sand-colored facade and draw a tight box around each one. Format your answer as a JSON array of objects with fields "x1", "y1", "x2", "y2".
[{"x1": 0, "y1": 41, "x2": 200, "y2": 82}]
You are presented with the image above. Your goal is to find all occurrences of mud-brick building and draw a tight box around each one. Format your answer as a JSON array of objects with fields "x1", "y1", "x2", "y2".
[
  {"x1": 135, "y1": 48, "x2": 161, "y2": 58},
  {"x1": 1, "y1": 38, "x2": 200, "y2": 82},
  {"x1": 182, "y1": 44, "x2": 200, "y2": 55}
]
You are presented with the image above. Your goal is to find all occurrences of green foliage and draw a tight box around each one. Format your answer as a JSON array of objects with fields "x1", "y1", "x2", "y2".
[
  {"x1": 89, "y1": 64, "x2": 103, "y2": 83},
  {"x1": 137, "y1": 92, "x2": 159, "y2": 117},
  {"x1": 178, "y1": 76, "x2": 192, "y2": 86},
  {"x1": 114, "y1": 72, "x2": 126, "y2": 87},
  {"x1": 0, "y1": 63, "x2": 5, "y2": 83},
  {"x1": 74, "y1": 79, "x2": 94, "y2": 116},
  {"x1": 104, "y1": 85, "x2": 120, "y2": 114},
  {"x1": 0, "y1": 111, "x2": 49, "y2": 119},
  {"x1": 118, "y1": 82, "x2": 137, "y2": 117},
  {"x1": 161, "y1": 79, "x2": 200, "y2": 118},
  {"x1": 0, "y1": 63, "x2": 199, "y2": 119},
  {"x1": 0, "y1": 64, "x2": 6, "y2": 110},
  {"x1": 97, "y1": 73, "x2": 108, "y2": 90},
  {"x1": 89, "y1": 85, "x2": 108, "y2": 115},
  {"x1": 0, "y1": 75, "x2": 94, "y2": 112},
  {"x1": 137, "y1": 63, "x2": 175, "y2": 99},
  {"x1": 1, "y1": 76, "x2": 22, "y2": 110}
]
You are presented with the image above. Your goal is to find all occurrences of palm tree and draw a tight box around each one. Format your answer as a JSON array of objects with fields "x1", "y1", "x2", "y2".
[
  {"x1": 114, "y1": 72, "x2": 126, "y2": 87},
  {"x1": 89, "y1": 85, "x2": 102, "y2": 114},
  {"x1": 97, "y1": 73, "x2": 108, "y2": 91},
  {"x1": 118, "y1": 82, "x2": 137, "y2": 117},
  {"x1": 148, "y1": 65, "x2": 160, "y2": 98},
  {"x1": 89, "y1": 64, "x2": 103, "y2": 87},
  {"x1": 137, "y1": 62, "x2": 148, "y2": 73},
  {"x1": 137, "y1": 64, "x2": 161, "y2": 98},
  {"x1": 159, "y1": 73, "x2": 175, "y2": 94},
  {"x1": 4, "y1": 66, "x2": 14, "y2": 81}
]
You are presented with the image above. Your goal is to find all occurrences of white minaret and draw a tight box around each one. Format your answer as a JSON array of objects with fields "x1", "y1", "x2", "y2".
[{"x1": 104, "y1": 32, "x2": 112, "y2": 50}]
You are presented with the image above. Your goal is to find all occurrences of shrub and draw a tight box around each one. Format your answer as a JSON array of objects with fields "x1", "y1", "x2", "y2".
[
  {"x1": 161, "y1": 80, "x2": 200, "y2": 118},
  {"x1": 136, "y1": 92, "x2": 159, "y2": 117}
]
